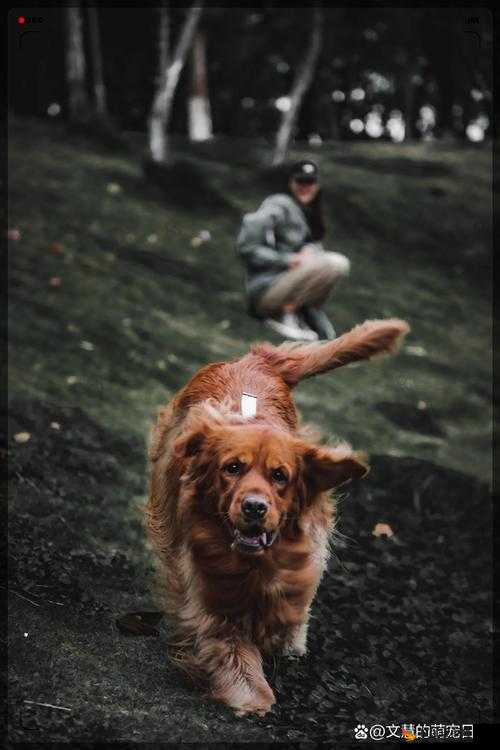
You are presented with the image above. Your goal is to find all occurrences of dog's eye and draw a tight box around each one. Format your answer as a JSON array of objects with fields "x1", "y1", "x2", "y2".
[
  {"x1": 271, "y1": 468, "x2": 288, "y2": 484},
  {"x1": 224, "y1": 461, "x2": 242, "y2": 475}
]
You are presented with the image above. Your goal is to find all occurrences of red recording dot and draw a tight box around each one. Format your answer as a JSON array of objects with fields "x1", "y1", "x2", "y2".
[{"x1": 18, "y1": 16, "x2": 26, "y2": 24}]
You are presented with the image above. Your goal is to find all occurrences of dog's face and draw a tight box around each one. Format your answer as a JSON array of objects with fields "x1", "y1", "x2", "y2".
[{"x1": 175, "y1": 421, "x2": 368, "y2": 555}]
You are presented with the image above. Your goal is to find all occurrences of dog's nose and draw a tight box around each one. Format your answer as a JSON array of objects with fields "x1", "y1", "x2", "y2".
[{"x1": 241, "y1": 495, "x2": 268, "y2": 520}]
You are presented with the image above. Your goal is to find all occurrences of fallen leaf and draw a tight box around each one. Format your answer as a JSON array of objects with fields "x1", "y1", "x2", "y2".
[
  {"x1": 14, "y1": 432, "x2": 31, "y2": 444},
  {"x1": 191, "y1": 230, "x2": 211, "y2": 247},
  {"x1": 49, "y1": 242, "x2": 63, "y2": 254},
  {"x1": 116, "y1": 611, "x2": 163, "y2": 637},
  {"x1": 372, "y1": 522, "x2": 394, "y2": 538},
  {"x1": 405, "y1": 345, "x2": 427, "y2": 357}
]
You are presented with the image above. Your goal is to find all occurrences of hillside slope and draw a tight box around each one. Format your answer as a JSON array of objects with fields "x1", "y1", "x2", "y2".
[{"x1": 7, "y1": 118, "x2": 493, "y2": 742}]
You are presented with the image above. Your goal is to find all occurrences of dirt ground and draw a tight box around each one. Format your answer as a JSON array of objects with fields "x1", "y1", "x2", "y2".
[
  {"x1": 6, "y1": 397, "x2": 492, "y2": 743},
  {"x1": 6, "y1": 119, "x2": 493, "y2": 744}
]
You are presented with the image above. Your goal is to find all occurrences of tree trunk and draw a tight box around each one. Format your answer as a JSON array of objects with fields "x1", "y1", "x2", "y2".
[
  {"x1": 394, "y1": 9, "x2": 422, "y2": 141},
  {"x1": 331, "y1": 102, "x2": 342, "y2": 140},
  {"x1": 149, "y1": 3, "x2": 204, "y2": 164},
  {"x1": 65, "y1": 5, "x2": 90, "y2": 123},
  {"x1": 402, "y1": 67, "x2": 417, "y2": 139},
  {"x1": 272, "y1": 7, "x2": 323, "y2": 166},
  {"x1": 188, "y1": 31, "x2": 213, "y2": 142},
  {"x1": 87, "y1": 7, "x2": 107, "y2": 117},
  {"x1": 149, "y1": 5, "x2": 170, "y2": 162}
]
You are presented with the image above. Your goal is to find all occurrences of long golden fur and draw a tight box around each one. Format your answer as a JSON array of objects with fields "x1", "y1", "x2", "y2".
[{"x1": 145, "y1": 319, "x2": 409, "y2": 716}]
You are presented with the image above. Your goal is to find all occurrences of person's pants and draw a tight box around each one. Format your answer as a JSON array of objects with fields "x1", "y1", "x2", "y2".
[{"x1": 255, "y1": 252, "x2": 350, "y2": 317}]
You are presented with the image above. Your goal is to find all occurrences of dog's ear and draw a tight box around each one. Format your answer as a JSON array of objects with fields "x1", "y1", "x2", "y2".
[
  {"x1": 299, "y1": 442, "x2": 369, "y2": 493},
  {"x1": 174, "y1": 420, "x2": 214, "y2": 459},
  {"x1": 175, "y1": 430, "x2": 205, "y2": 458}
]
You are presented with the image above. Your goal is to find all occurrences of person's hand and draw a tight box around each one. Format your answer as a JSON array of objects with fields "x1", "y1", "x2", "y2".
[
  {"x1": 289, "y1": 245, "x2": 315, "y2": 269},
  {"x1": 288, "y1": 253, "x2": 303, "y2": 269},
  {"x1": 299, "y1": 244, "x2": 317, "y2": 258}
]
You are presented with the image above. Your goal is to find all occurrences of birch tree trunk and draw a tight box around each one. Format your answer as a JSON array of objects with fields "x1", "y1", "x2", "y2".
[
  {"x1": 272, "y1": 7, "x2": 323, "y2": 166},
  {"x1": 87, "y1": 7, "x2": 108, "y2": 117},
  {"x1": 188, "y1": 31, "x2": 213, "y2": 142},
  {"x1": 65, "y1": 5, "x2": 90, "y2": 123},
  {"x1": 149, "y1": 3, "x2": 204, "y2": 164}
]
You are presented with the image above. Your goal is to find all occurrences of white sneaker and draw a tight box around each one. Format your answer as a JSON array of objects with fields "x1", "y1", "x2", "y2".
[{"x1": 264, "y1": 313, "x2": 318, "y2": 341}]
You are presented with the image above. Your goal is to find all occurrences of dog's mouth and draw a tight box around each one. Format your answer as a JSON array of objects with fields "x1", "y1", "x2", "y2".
[{"x1": 231, "y1": 527, "x2": 279, "y2": 554}]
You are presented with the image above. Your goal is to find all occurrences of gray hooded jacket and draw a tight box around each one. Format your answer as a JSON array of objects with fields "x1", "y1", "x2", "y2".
[{"x1": 235, "y1": 193, "x2": 324, "y2": 316}]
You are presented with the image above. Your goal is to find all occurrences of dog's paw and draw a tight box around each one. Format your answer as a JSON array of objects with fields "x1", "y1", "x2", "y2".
[
  {"x1": 216, "y1": 680, "x2": 275, "y2": 718},
  {"x1": 233, "y1": 698, "x2": 275, "y2": 718},
  {"x1": 282, "y1": 621, "x2": 308, "y2": 657},
  {"x1": 282, "y1": 641, "x2": 307, "y2": 658},
  {"x1": 284, "y1": 652, "x2": 304, "y2": 662}
]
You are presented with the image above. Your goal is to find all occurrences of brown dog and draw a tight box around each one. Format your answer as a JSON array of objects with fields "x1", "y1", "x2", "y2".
[{"x1": 145, "y1": 319, "x2": 409, "y2": 716}]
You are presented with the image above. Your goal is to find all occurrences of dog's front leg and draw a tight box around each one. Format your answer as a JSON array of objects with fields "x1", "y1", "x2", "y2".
[
  {"x1": 282, "y1": 531, "x2": 330, "y2": 658},
  {"x1": 198, "y1": 636, "x2": 275, "y2": 717},
  {"x1": 282, "y1": 618, "x2": 309, "y2": 657}
]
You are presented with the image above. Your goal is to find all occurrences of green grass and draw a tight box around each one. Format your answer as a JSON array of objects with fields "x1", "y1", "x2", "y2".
[{"x1": 8, "y1": 116, "x2": 492, "y2": 483}]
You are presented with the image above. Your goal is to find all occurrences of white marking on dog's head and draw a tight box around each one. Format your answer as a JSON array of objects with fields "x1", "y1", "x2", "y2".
[{"x1": 240, "y1": 393, "x2": 257, "y2": 418}]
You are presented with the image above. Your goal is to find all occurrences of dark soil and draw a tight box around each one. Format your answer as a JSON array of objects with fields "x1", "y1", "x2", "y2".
[
  {"x1": 7, "y1": 118, "x2": 493, "y2": 743},
  {"x1": 6, "y1": 399, "x2": 492, "y2": 743}
]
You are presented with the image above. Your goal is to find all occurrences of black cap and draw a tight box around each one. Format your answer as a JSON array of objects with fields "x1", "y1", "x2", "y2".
[{"x1": 289, "y1": 160, "x2": 319, "y2": 183}]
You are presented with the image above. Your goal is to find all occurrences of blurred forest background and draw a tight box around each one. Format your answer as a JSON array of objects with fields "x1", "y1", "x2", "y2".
[{"x1": 10, "y1": 6, "x2": 492, "y2": 156}]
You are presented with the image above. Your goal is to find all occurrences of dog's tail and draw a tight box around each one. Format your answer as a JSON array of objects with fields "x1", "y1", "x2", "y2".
[{"x1": 251, "y1": 318, "x2": 410, "y2": 387}]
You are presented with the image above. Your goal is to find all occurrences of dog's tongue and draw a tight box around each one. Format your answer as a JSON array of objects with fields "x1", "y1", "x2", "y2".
[
  {"x1": 234, "y1": 529, "x2": 278, "y2": 549},
  {"x1": 238, "y1": 531, "x2": 263, "y2": 546}
]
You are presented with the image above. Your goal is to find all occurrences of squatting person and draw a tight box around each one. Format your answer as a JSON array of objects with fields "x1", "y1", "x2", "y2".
[{"x1": 236, "y1": 160, "x2": 350, "y2": 341}]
